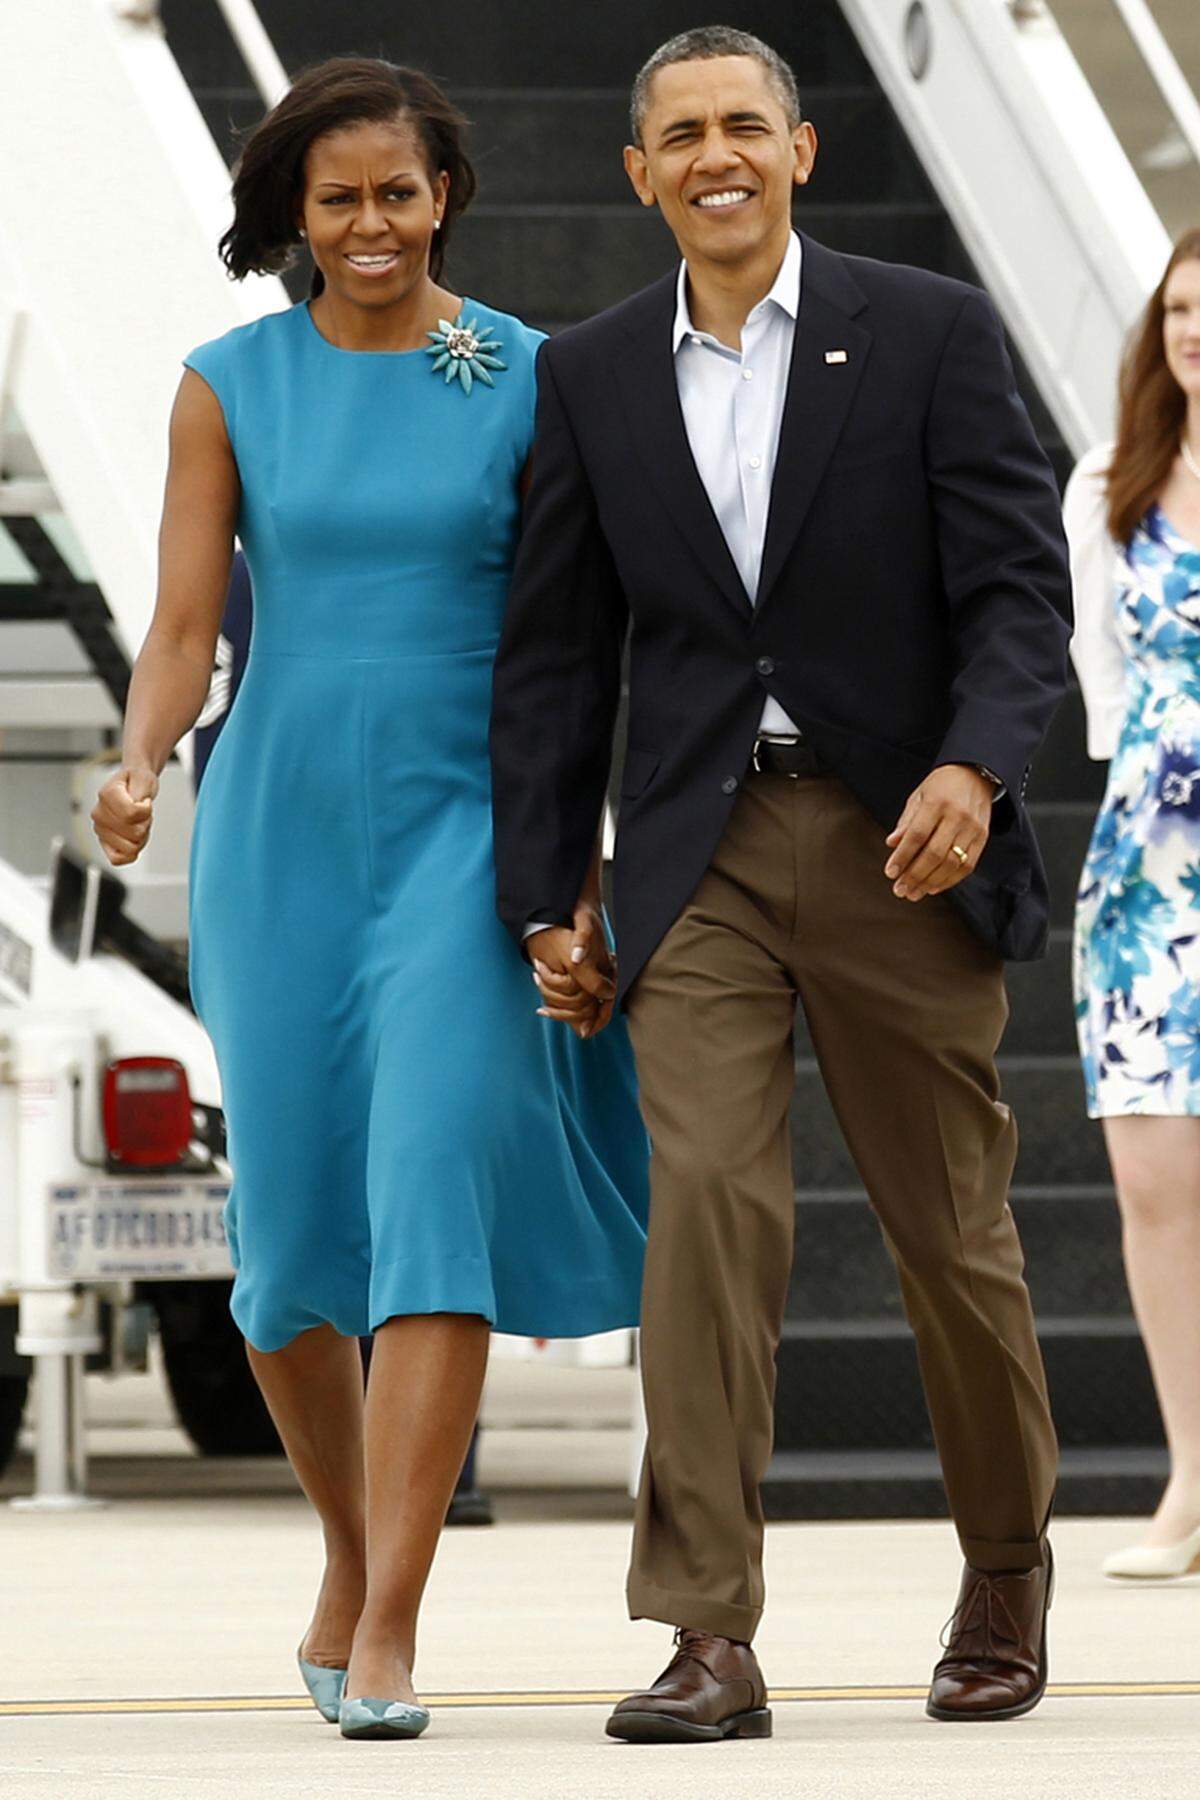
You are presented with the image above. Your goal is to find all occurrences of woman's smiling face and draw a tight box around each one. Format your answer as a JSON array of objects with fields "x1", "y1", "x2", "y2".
[
  {"x1": 298, "y1": 116, "x2": 449, "y2": 311},
  {"x1": 1164, "y1": 257, "x2": 1200, "y2": 402}
]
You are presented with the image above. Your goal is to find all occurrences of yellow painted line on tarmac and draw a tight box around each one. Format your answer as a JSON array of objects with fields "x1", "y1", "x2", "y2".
[
  {"x1": 1, "y1": 1698, "x2": 313, "y2": 1717},
  {"x1": 2, "y1": 1681, "x2": 1199, "y2": 1718},
  {"x1": 778, "y1": 1682, "x2": 1200, "y2": 1702}
]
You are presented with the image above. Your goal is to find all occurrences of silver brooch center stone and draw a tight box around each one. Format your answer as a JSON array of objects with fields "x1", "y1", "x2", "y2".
[{"x1": 445, "y1": 327, "x2": 480, "y2": 360}]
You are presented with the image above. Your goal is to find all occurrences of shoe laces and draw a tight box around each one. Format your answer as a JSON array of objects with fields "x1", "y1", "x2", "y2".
[
  {"x1": 939, "y1": 1573, "x2": 1024, "y2": 1658},
  {"x1": 668, "y1": 1627, "x2": 718, "y2": 1675}
]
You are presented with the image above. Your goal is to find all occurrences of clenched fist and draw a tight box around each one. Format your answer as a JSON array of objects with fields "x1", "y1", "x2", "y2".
[{"x1": 92, "y1": 766, "x2": 159, "y2": 867}]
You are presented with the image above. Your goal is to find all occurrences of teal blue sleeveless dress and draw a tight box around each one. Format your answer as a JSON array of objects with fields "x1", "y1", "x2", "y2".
[{"x1": 183, "y1": 300, "x2": 648, "y2": 1353}]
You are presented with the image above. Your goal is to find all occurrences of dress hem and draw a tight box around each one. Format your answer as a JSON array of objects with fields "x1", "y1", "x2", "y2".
[
  {"x1": 231, "y1": 1275, "x2": 642, "y2": 1355},
  {"x1": 1085, "y1": 1101, "x2": 1200, "y2": 1120}
]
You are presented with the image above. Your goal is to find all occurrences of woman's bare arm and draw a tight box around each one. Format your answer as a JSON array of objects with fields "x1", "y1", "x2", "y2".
[
  {"x1": 92, "y1": 369, "x2": 239, "y2": 865},
  {"x1": 124, "y1": 370, "x2": 240, "y2": 772}
]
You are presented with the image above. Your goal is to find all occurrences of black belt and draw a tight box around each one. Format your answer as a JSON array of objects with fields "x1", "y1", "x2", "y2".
[{"x1": 751, "y1": 733, "x2": 823, "y2": 778}]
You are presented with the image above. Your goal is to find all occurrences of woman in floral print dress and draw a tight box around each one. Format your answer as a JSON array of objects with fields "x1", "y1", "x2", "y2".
[
  {"x1": 1066, "y1": 228, "x2": 1200, "y2": 1581},
  {"x1": 1074, "y1": 514, "x2": 1200, "y2": 1113}
]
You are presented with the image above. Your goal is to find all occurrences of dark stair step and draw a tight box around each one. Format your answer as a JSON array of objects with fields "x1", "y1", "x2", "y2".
[
  {"x1": 1027, "y1": 684, "x2": 1105, "y2": 805},
  {"x1": 1030, "y1": 803, "x2": 1096, "y2": 930},
  {"x1": 1003, "y1": 933, "x2": 1077, "y2": 1055},
  {"x1": 788, "y1": 1185, "x2": 1124, "y2": 1321},
  {"x1": 791, "y1": 1058, "x2": 1109, "y2": 1188},
  {"x1": 447, "y1": 86, "x2": 933, "y2": 208},
  {"x1": 762, "y1": 1446, "x2": 1169, "y2": 1520},
  {"x1": 773, "y1": 1316, "x2": 1163, "y2": 1451},
  {"x1": 168, "y1": 0, "x2": 874, "y2": 92},
  {"x1": 449, "y1": 202, "x2": 952, "y2": 326}
]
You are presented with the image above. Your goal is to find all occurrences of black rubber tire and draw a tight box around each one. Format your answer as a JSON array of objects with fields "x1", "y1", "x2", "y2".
[
  {"x1": 0, "y1": 1308, "x2": 30, "y2": 1477},
  {"x1": 0, "y1": 1377, "x2": 28, "y2": 1477},
  {"x1": 148, "y1": 1280, "x2": 282, "y2": 1457}
]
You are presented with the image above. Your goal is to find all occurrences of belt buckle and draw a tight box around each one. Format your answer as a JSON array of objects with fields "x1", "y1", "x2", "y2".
[{"x1": 754, "y1": 732, "x2": 804, "y2": 778}]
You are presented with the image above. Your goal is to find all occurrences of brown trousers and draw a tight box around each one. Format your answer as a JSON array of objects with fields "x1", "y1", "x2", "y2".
[{"x1": 623, "y1": 770, "x2": 1058, "y2": 1643}]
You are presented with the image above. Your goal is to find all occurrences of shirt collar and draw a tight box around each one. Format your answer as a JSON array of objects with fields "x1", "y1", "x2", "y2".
[{"x1": 672, "y1": 230, "x2": 802, "y2": 353}]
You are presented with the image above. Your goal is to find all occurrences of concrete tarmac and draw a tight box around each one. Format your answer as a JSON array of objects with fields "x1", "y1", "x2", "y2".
[
  {"x1": 1, "y1": 1361, "x2": 1197, "y2": 1797},
  {"x1": 3, "y1": 1504, "x2": 1199, "y2": 1797}
]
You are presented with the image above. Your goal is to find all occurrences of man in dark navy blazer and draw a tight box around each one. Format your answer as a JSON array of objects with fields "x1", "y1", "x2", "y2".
[{"x1": 491, "y1": 26, "x2": 1071, "y2": 1739}]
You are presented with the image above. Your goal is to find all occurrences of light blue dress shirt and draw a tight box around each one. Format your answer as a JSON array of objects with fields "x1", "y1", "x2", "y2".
[
  {"x1": 673, "y1": 231, "x2": 803, "y2": 737},
  {"x1": 524, "y1": 236, "x2": 807, "y2": 939}
]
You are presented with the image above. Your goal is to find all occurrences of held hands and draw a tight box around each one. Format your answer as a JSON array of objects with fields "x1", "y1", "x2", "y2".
[
  {"x1": 528, "y1": 900, "x2": 617, "y2": 1041},
  {"x1": 91, "y1": 766, "x2": 159, "y2": 867},
  {"x1": 528, "y1": 764, "x2": 994, "y2": 1032},
  {"x1": 884, "y1": 764, "x2": 993, "y2": 901}
]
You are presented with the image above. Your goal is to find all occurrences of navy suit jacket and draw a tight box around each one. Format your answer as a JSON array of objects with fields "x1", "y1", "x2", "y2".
[{"x1": 490, "y1": 234, "x2": 1073, "y2": 1002}]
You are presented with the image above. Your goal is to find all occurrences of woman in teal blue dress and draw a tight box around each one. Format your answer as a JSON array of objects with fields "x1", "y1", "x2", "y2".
[{"x1": 92, "y1": 58, "x2": 647, "y2": 1740}]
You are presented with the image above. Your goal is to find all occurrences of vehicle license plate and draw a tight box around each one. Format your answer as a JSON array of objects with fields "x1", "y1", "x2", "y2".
[{"x1": 46, "y1": 1180, "x2": 233, "y2": 1280}]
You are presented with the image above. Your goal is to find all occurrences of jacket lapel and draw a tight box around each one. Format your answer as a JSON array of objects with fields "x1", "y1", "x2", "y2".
[
  {"x1": 756, "y1": 235, "x2": 872, "y2": 609},
  {"x1": 615, "y1": 277, "x2": 752, "y2": 618}
]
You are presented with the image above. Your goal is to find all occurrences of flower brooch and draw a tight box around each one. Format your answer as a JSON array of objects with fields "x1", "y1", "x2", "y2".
[{"x1": 425, "y1": 316, "x2": 506, "y2": 394}]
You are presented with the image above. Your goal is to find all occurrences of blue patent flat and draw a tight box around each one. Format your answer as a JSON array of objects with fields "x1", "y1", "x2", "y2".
[
  {"x1": 297, "y1": 1652, "x2": 348, "y2": 1724},
  {"x1": 338, "y1": 1695, "x2": 431, "y2": 1740}
]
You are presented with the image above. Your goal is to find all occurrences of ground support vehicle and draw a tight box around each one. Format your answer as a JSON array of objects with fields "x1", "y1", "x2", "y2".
[{"x1": 0, "y1": 847, "x2": 279, "y2": 1506}]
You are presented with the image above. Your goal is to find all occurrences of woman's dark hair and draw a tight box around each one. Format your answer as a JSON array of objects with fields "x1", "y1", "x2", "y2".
[
  {"x1": 218, "y1": 56, "x2": 476, "y2": 294},
  {"x1": 1108, "y1": 227, "x2": 1200, "y2": 544}
]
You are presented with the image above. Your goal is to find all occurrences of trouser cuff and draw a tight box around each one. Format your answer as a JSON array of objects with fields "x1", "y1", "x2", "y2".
[
  {"x1": 627, "y1": 1573, "x2": 762, "y2": 1644},
  {"x1": 958, "y1": 1531, "x2": 1050, "y2": 1572}
]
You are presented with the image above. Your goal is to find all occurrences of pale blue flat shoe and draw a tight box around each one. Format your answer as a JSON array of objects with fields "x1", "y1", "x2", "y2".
[
  {"x1": 297, "y1": 1653, "x2": 347, "y2": 1724},
  {"x1": 339, "y1": 1696, "x2": 431, "y2": 1740}
]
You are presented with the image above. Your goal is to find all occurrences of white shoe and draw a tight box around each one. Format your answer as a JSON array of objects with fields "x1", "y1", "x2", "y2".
[{"x1": 1102, "y1": 1524, "x2": 1200, "y2": 1580}]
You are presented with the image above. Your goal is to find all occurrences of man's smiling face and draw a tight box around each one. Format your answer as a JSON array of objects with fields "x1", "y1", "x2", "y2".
[{"x1": 624, "y1": 55, "x2": 816, "y2": 269}]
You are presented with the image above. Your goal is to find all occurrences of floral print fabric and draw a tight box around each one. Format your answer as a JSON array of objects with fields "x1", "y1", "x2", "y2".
[{"x1": 1074, "y1": 506, "x2": 1200, "y2": 1115}]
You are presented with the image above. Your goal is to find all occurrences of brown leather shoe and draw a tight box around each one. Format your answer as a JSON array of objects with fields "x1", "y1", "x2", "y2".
[
  {"x1": 606, "y1": 1629, "x2": 772, "y2": 1744},
  {"x1": 927, "y1": 1548, "x2": 1054, "y2": 1721}
]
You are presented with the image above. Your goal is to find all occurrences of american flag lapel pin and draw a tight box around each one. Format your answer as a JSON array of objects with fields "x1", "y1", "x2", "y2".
[{"x1": 825, "y1": 349, "x2": 849, "y2": 365}]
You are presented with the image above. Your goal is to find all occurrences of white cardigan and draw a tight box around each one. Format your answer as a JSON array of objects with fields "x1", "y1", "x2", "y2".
[{"x1": 1063, "y1": 442, "x2": 1128, "y2": 761}]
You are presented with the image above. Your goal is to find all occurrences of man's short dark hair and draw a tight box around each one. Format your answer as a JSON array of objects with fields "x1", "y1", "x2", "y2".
[{"x1": 630, "y1": 26, "x2": 802, "y2": 146}]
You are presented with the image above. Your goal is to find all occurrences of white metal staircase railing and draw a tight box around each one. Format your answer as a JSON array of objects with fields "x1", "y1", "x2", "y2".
[
  {"x1": 0, "y1": 0, "x2": 289, "y2": 938},
  {"x1": 1050, "y1": 0, "x2": 1199, "y2": 243},
  {"x1": 837, "y1": 0, "x2": 1191, "y2": 457},
  {"x1": 212, "y1": 0, "x2": 288, "y2": 107},
  {"x1": 1108, "y1": 0, "x2": 1200, "y2": 166},
  {"x1": 0, "y1": 0, "x2": 286, "y2": 686}
]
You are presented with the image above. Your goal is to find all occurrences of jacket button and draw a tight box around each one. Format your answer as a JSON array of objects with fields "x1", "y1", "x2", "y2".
[
  {"x1": 722, "y1": 776, "x2": 739, "y2": 795},
  {"x1": 755, "y1": 656, "x2": 775, "y2": 677}
]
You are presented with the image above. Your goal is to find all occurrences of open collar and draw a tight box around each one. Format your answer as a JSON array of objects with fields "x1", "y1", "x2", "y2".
[
  {"x1": 613, "y1": 233, "x2": 872, "y2": 621},
  {"x1": 671, "y1": 230, "x2": 802, "y2": 354}
]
